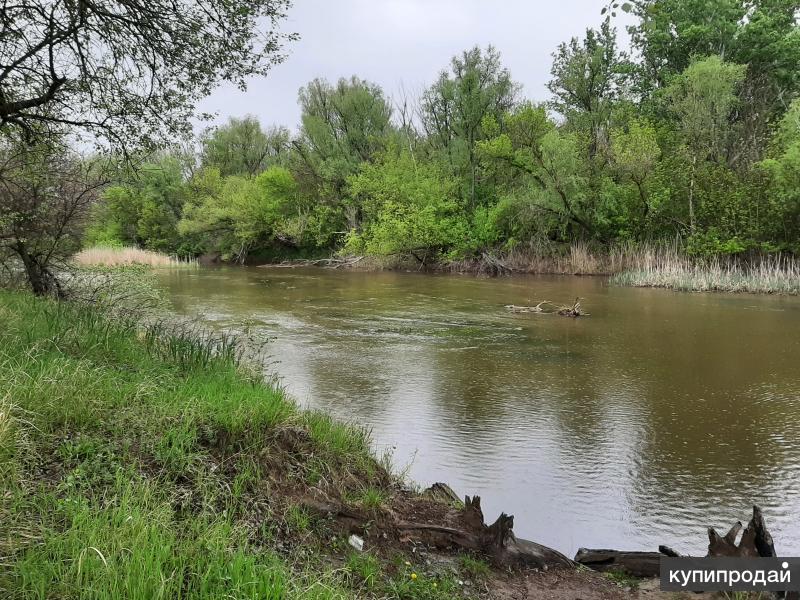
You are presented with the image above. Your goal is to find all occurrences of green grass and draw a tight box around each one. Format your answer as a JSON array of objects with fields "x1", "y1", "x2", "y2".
[
  {"x1": 459, "y1": 554, "x2": 491, "y2": 580},
  {"x1": 350, "y1": 486, "x2": 388, "y2": 512},
  {"x1": 602, "y1": 569, "x2": 641, "y2": 590},
  {"x1": 0, "y1": 290, "x2": 387, "y2": 599},
  {"x1": 346, "y1": 552, "x2": 381, "y2": 590},
  {"x1": 0, "y1": 289, "x2": 501, "y2": 599}
]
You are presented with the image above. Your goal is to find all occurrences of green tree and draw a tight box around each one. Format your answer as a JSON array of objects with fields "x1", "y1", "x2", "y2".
[
  {"x1": 293, "y1": 77, "x2": 393, "y2": 230},
  {"x1": 478, "y1": 104, "x2": 598, "y2": 240},
  {"x1": 420, "y1": 46, "x2": 518, "y2": 206},
  {"x1": 201, "y1": 116, "x2": 290, "y2": 177},
  {"x1": 665, "y1": 56, "x2": 746, "y2": 230},
  {"x1": 610, "y1": 118, "x2": 661, "y2": 219},
  {"x1": 757, "y1": 99, "x2": 800, "y2": 248},
  {"x1": 90, "y1": 157, "x2": 188, "y2": 253},
  {"x1": 345, "y1": 148, "x2": 468, "y2": 263},
  {"x1": 628, "y1": 0, "x2": 800, "y2": 163},
  {"x1": 548, "y1": 18, "x2": 629, "y2": 156},
  {"x1": 179, "y1": 166, "x2": 299, "y2": 261}
]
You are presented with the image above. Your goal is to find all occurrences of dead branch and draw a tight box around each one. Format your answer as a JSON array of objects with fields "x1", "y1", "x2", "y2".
[{"x1": 506, "y1": 297, "x2": 588, "y2": 317}]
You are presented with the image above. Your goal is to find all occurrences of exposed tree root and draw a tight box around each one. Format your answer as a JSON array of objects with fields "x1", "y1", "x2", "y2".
[{"x1": 300, "y1": 487, "x2": 574, "y2": 570}]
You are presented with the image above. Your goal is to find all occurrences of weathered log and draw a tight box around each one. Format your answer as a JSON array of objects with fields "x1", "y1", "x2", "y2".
[
  {"x1": 574, "y1": 549, "x2": 667, "y2": 577},
  {"x1": 301, "y1": 492, "x2": 573, "y2": 570},
  {"x1": 396, "y1": 496, "x2": 573, "y2": 569},
  {"x1": 658, "y1": 545, "x2": 682, "y2": 558},
  {"x1": 708, "y1": 505, "x2": 775, "y2": 558},
  {"x1": 577, "y1": 506, "x2": 778, "y2": 578},
  {"x1": 454, "y1": 496, "x2": 575, "y2": 569}
]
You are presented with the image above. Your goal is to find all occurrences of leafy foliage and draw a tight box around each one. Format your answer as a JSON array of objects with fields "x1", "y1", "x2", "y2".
[{"x1": 79, "y1": 4, "x2": 800, "y2": 264}]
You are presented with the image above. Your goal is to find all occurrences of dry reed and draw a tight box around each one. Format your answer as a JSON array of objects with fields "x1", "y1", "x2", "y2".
[{"x1": 74, "y1": 246, "x2": 196, "y2": 268}]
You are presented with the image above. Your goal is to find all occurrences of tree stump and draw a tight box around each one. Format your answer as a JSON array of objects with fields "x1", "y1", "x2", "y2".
[{"x1": 708, "y1": 505, "x2": 775, "y2": 558}]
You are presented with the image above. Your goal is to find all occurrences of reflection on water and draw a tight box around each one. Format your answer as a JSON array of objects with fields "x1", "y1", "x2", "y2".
[{"x1": 159, "y1": 266, "x2": 800, "y2": 556}]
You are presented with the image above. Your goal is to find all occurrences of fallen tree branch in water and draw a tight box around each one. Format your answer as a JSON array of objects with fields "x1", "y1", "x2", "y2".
[
  {"x1": 505, "y1": 297, "x2": 588, "y2": 317},
  {"x1": 268, "y1": 256, "x2": 364, "y2": 269}
]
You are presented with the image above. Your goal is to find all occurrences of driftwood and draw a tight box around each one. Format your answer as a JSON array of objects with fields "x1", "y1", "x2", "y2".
[
  {"x1": 574, "y1": 548, "x2": 678, "y2": 577},
  {"x1": 707, "y1": 505, "x2": 775, "y2": 558},
  {"x1": 506, "y1": 298, "x2": 588, "y2": 317},
  {"x1": 577, "y1": 505, "x2": 778, "y2": 580},
  {"x1": 302, "y1": 491, "x2": 573, "y2": 570},
  {"x1": 268, "y1": 256, "x2": 364, "y2": 269},
  {"x1": 423, "y1": 482, "x2": 463, "y2": 506}
]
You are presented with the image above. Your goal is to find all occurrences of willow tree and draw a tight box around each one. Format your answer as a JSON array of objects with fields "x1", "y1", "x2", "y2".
[
  {"x1": 420, "y1": 46, "x2": 518, "y2": 207},
  {"x1": 666, "y1": 56, "x2": 746, "y2": 231},
  {"x1": 293, "y1": 76, "x2": 393, "y2": 232},
  {"x1": 201, "y1": 117, "x2": 291, "y2": 178}
]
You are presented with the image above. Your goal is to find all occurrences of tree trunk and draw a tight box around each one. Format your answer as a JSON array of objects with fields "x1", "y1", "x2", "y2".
[
  {"x1": 16, "y1": 243, "x2": 63, "y2": 298},
  {"x1": 707, "y1": 505, "x2": 775, "y2": 558}
]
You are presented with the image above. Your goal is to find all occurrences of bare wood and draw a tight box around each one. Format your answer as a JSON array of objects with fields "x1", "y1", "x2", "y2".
[
  {"x1": 658, "y1": 545, "x2": 681, "y2": 557},
  {"x1": 300, "y1": 491, "x2": 573, "y2": 570},
  {"x1": 707, "y1": 506, "x2": 775, "y2": 558},
  {"x1": 423, "y1": 482, "x2": 463, "y2": 506},
  {"x1": 505, "y1": 298, "x2": 588, "y2": 317},
  {"x1": 574, "y1": 549, "x2": 666, "y2": 577}
]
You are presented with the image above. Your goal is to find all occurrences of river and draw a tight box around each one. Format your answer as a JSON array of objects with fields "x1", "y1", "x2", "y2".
[{"x1": 159, "y1": 266, "x2": 800, "y2": 557}]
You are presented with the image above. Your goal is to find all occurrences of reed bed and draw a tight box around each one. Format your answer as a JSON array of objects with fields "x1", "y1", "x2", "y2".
[
  {"x1": 74, "y1": 245, "x2": 196, "y2": 268},
  {"x1": 449, "y1": 241, "x2": 648, "y2": 276},
  {"x1": 612, "y1": 249, "x2": 800, "y2": 295}
]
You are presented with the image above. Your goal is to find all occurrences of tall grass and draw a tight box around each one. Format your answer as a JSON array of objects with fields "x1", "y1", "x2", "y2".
[
  {"x1": 74, "y1": 245, "x2": 196, "y2": 268},
  {"x1": 612, "y1": 248, "x2": 800, "y2": 294},
  {"x1": 0, "y1": 290, "x2": 381, "y2": 599}
]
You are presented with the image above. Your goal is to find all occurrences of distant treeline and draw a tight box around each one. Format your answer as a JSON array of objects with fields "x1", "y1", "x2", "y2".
[{"x1": 86, "y1": 0, "x2": 800, "y2": 264}]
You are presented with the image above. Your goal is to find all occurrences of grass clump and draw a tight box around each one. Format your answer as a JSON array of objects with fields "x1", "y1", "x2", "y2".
[
  {"x1": 349, "y1": 486, "x2": 388, "y2": 512},
  {"x1": 603, "y1": 569, "x2": 640, "y2": 590},
  {"x1": 459, "y1": 553, "x2": 491, "y2": 580},
  {"x1": 387, "y1": 560, "x2": 460, "y2": 600},
  {"x1": 0, "y1": 289, "x2": 512, "y2": 599},
  {"x1": 346, "y1": 552, "x2": 381, "y2": 590}
]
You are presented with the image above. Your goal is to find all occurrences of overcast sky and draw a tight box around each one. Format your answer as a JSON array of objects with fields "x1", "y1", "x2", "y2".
[{"x1": 197, "y1": 0, "x2": 634, "y2": 131}]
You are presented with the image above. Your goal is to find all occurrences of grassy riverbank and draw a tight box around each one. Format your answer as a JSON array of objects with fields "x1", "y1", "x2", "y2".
[
  {"x1": 0, "y1": 289, "x2": 731, "y2": 599},
  {"x1": 0, "y1": 290, "x2": 386, "y2": 598},
  {"x1": 331, "y1": 243, "x2": 800, "y2": 295}
]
